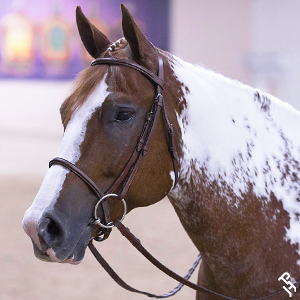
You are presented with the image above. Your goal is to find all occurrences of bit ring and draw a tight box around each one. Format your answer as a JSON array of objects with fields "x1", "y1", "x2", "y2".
[{"x1": 94, "y1": 193, "x2": 127, "y2": 229}]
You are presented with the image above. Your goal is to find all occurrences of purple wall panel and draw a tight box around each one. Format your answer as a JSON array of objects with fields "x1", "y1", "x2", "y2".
[{"x1": 0, "y1": 0, "x2": 169, "y2": 79}]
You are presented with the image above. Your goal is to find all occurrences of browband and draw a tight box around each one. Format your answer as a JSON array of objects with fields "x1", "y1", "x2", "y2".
[{"x1": 91, "y1": 57, "x2": 164, "y2": 88}]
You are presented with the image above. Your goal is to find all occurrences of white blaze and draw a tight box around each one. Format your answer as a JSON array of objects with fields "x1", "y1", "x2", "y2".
[{"x1": 22, "y1": 77, "x2": 109, "y2": 252}]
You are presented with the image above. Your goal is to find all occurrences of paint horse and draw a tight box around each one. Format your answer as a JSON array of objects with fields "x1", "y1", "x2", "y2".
[{"x1": 22, "y1": 4, "x2": 300, "y2": 300}]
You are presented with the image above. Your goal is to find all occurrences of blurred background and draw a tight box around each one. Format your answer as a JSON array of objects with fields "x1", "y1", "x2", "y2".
[{"x1": 1, "y1": 0, "x2": 300, "y2": 300}]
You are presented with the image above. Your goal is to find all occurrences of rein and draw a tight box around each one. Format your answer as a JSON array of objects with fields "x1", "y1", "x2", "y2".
[{"x1": 49, "y1": 54, "x2": 291, "y2": 299}]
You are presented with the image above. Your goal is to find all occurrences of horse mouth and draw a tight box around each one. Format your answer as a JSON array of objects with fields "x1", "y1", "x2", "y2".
[
  {"x1": 32, "y1": 244, "x2": 77, "y2": 264},
  {"x1": 32, "y1": 225, "x2": 92, "y2": 264}
]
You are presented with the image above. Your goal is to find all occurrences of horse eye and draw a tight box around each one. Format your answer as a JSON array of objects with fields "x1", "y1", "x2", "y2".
[{"x1": 115, "y1": 110, "x2": 134, "y2": 122}]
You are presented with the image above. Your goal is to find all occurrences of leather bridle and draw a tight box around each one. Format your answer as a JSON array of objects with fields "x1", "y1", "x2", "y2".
[
  {"x1": 50, "y1": 54, "x2": 178, "y2": 241},
  {"x1": 48, "y1": 54, "x2": 294, "y2": 299}
]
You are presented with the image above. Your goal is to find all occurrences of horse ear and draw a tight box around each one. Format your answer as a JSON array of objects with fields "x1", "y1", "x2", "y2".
[
  {"x1": 121, "y1": 4, "x2": 156, "y2": 63},
  {"x1": 76, "y1": 6, "x2": 111, "y2": 58}
]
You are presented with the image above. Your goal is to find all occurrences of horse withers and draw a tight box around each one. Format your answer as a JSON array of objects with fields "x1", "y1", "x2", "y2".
[{"x1": 22, "y1": 4, "x2": 300, "y2": 299}]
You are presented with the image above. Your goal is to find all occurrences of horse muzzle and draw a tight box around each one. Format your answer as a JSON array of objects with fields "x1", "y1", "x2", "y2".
[{"x1": 22, "y1": 207, "x2": 92, "y2": 264}]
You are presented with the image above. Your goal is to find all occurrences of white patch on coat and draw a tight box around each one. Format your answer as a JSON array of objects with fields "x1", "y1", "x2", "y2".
[
  {"x1": 169, "y1": 171, "x2": 175, "y2": 190},
  {"x1": 22, "y1": 77, "x2": 109, "y2": 254},
  {"x1": 170, "y1": 56, "x2": 300, "y2": 255}
]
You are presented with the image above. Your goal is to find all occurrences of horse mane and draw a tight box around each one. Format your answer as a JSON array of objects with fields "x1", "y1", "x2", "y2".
[
  {"x1": 176, "y1": 54, "x2": 254, "y2": 93},
  {"x1": 169, "y1": 53, "x2": 300, "y2": 120}
]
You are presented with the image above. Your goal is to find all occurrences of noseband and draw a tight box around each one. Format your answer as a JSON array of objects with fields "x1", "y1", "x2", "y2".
[{"x1": 48, "y1": 55, "x2": 291, "y2": 299}]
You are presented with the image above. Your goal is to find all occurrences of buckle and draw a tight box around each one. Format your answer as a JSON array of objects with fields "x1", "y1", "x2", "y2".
[{"x1": 155, "y1": 94, "x2": 163, "y2": 106}]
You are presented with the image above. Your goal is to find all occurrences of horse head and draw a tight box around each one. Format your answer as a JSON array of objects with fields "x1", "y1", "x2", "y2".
[{"x1": 22, "y1": 5, "x2": 180, "y2": 264}]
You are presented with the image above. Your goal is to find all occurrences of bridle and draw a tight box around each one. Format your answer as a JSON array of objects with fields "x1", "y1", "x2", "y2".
[
  {"x1": 50, "y1": 53, "x2": 178, "y2": 241},
  {"x1": 49, "y1": 53, "x2": 295, "y2": 299}
]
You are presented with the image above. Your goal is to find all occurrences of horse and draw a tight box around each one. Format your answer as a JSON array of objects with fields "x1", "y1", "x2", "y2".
[{"x1": 22, "y1": 4, "x2": 300, "y2": 299}]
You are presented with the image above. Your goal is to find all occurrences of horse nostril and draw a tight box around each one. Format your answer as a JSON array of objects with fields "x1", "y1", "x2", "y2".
[
  {"x1": 46, "y1": 219, "x2": 61, "y2": 239},
  {"x1": 38, "y1": 216, "x2": 64, "y2": 248}
]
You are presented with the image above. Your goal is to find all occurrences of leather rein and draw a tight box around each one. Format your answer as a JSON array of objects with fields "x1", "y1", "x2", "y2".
[{"x1": 49, "y1": 55, "x2": 289, "y2": 299}]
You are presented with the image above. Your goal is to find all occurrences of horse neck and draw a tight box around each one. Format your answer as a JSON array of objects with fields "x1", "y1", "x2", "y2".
[
  {"x1": 168, "y1": 54, "x2": 300, "y2": 195},
  {"x1": 166, "y1": 55, "x2": 300, "y2": 295},
  {"x1": 168, "y1": 55, "x2": 300, "y2": 224}
]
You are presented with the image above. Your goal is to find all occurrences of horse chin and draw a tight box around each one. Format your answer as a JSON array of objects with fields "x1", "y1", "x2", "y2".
[
  {"x1": 31, "y1": 230, "x2": 91, "y2": 265},
  {"x1": 45, "y1": 248, "x2": 84, "y2": 265}
]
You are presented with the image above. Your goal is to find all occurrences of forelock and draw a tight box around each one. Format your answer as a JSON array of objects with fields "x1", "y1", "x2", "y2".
[
  {"x1": 60, "y1": 39, "x2": 148, "y2": 127},
  {"x1": 60, "y1": 65, "x2": 107, "y2": 127}
]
